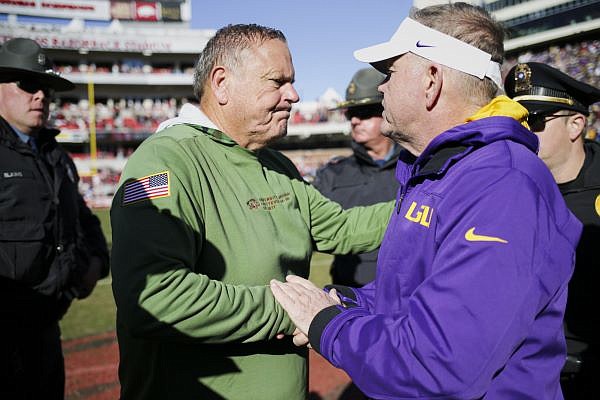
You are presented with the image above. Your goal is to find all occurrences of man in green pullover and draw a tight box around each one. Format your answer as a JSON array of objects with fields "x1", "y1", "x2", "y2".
[{"x1": 110, "y1": 24, "x2": 393, "y2": 400}]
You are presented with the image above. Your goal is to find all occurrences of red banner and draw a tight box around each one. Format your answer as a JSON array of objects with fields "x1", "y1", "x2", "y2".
[{"x1": 135, "y1": 1, "x2": 158, "y2": 21}]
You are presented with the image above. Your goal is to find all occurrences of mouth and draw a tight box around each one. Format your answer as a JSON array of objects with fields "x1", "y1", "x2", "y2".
[{"x1": 275, "y1": 111, "x2": 291, "y2": 121}]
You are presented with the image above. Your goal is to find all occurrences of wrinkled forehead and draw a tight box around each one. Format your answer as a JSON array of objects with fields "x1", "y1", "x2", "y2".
[{"x1": 244, "y1": 40, "x2": 295, "y2": 77}]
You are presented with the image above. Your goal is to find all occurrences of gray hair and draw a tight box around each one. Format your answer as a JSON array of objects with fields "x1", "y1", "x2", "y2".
[
  {"x1": 410, "y1": 2, "x2": 506, "y2": 103},
  {"x1": 193, "y1": 24, "x2": 287, "y2": 100}
]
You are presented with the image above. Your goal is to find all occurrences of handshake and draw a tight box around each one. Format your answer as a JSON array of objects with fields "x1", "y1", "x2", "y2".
[{"x1": 270, "y1": 275, "x2": 346, "y2": 347}]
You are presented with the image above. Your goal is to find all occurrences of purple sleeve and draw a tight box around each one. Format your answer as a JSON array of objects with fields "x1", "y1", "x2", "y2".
[{"x1": 351, "y1": 281, "x2": 376, "y2": 311}]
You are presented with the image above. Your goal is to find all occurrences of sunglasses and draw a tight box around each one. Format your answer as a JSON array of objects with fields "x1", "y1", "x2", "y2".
[
  {"x1": 345, "y1": 105, "x2": 383, "y2": 121},
  {"x1": 14, "y1": 80, "x2": 54, "y2": 97},
  {"x1": 527, "y1": 112, "x2": 576, "y2": 133}
]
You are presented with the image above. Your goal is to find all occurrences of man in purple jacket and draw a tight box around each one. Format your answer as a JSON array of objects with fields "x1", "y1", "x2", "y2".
[{"x1": 271, "y1": 3, "x2": 581, "y2": 399}]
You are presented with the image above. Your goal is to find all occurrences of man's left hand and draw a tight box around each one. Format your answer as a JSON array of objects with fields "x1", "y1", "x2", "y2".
[{"x1": 270, "y1": 275, "x2": 340, "y2": 337}]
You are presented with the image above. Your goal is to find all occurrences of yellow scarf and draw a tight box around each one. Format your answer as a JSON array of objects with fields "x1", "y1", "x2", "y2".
[{"x1": 465, "y1": 95, "x2": 530, "y2": 129}]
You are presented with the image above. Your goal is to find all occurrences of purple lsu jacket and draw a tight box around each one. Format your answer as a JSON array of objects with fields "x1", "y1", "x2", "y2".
[{"x1": 309, "y1": 116, "x2": 582, "y2": 399}]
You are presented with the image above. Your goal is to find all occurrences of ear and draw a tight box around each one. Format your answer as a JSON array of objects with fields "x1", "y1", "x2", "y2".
[
  {"x1": 210, "y1": 66, "x2": 228, "y2": 105},
  {"x1": 566, "y1": 113, "x2": 587, "y2": 142},
  {"x1": 424, "y1": 63, "x2": 443, "y2": 110}
]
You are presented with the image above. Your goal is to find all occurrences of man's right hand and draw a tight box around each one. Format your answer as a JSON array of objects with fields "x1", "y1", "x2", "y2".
[
  {"x1": 272, "y1": 277, "x2": 342, "y2": 347},
  {"x1": 75, "y1": 256, "x2": 104, "y2": 299}
]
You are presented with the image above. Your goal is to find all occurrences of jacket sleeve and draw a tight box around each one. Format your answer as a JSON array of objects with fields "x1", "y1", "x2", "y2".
[
  {"x1": 312, "y1": 164, "x2": 335, "y2": 198},
  {"x1": 303, "y1": 182, "x2": 393, "y2": 255},
  {"x1": 62, "y1": 153, "x2": 109, "y2": 277},
  {"x1": 76, "y1": 192, "x2": 109, "y2": 277},
  {"x1": 309, "y1": 169, "x2": 578, "y2": 399},
  {"x1": 111, "y1": 139, "x2": 294, "y2": 343}
]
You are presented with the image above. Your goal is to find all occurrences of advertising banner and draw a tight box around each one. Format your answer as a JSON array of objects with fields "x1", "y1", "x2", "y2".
[
  {"x1": 160, "y1": 1, "x2": 181, "y2": 21},
  {"x1": 134, "y1": 1, "x2": 158, "y2": 21},
  {"x1": 110, "y1": 1, "x2": 132, "y2": 20},
  {"x1": 0, "y1": 30, "x2": 210, "y2": 54},
  {"x1": 0, "y1": 0, "x2": 111, "y2": 20}
]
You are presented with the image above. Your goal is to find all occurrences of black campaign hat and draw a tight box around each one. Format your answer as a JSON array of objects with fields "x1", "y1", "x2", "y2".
[
  {"x1": 0, "y1": 37, "x2": 74, "y2": 92},
  {"x1": 504, "y1": 62, "x2": 600, "y2": 116},
  {"x1": 331, "y1": 68, "x2": 385, "y2": 110}
]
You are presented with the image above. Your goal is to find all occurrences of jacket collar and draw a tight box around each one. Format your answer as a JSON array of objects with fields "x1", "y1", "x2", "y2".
[
  {"x1": 156, "y1": 103, "x2": 248, "y2": 149},
  {"x1": 156, "y1": 103, "x2": 219, "y2": 132},
  {"x1": 352, "y1": 140, "x2": 402, "y2": 168},
  {"x1": 0, "y1": 115, "x2": 58, "y2": 150},
  {"x1": 414, "y1": 116, "x2": 537, "y2": 177},
  {"x1": 397, "y1": 96, "x2": 539, "y2": 183},
  {"x1": 559, "y1": 140, "x2": 600, "y2": 192}
]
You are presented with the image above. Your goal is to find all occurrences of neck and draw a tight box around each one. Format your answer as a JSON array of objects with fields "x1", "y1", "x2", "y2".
[
  {"x1": 11, "y1": 124, "x2": 39, "y2": 138},
  {"x1": 411, "y1": 102, "x2": 480, "y2": 156},
  {"x1": 200, "y1": 98, "x2": 252, "y2": 148},
  {"x1": 0, "y1": 115, "x2": 39, "y2": 137},
  {"x1": 549, "y1": 146, "x2": 586, "y2": 184},
  {"x1": 365, "y1": 138, "x2": 394, "y2": 160}
]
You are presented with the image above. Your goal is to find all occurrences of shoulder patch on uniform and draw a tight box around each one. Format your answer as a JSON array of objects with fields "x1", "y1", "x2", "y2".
[{"x1": 122, "y1": 171, "x2": 170, "y2": 205}]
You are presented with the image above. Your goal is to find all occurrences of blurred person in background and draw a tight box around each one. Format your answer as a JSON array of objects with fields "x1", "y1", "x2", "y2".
[
  {"x1": 313, "y1": 68, "x2": 401, "y2": 288},
  {"x1": 270, "y1": 3, "x2": 582, "y2": 399},
  {"x1": 0, "y1": 37, "x2": 109, "y2": 400},
  {"x1": 110, "y1": 23, "x2": 392, "y2": 400},
  {"x1": 505, "y1": 61, "x2": 600, "y2": 400}
]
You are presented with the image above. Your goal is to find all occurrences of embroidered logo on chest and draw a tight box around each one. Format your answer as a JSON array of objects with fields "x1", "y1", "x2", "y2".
[
  {"x1": 246, "y1": 192, "x2": 292, "y2": 211},
  {"x1": 404, "y1": 201, "x2": 433, "y2": 227}
]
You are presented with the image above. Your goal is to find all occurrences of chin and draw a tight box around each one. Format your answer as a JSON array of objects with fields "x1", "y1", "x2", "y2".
[
  {"x1": 276, "y1": 120, "x2": 289, "y2": 136},
  {"x1": 273, "y1": 129, "x2": 288, "y2": 142}
]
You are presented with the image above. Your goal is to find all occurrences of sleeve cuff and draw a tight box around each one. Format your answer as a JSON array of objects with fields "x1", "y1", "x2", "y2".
[{"x1": 308, "y1": 305, "x2": 343, "y2": 354}]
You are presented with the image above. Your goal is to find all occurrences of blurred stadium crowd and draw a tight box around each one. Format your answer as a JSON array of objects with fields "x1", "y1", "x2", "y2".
[{"x1": 506, "y1": 39, "x2": 600, "y2": 139}]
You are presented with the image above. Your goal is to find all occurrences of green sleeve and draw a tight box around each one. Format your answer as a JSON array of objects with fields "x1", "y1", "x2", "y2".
[
  {"x1": 304, "y1": 182, "x2": 394, "y2": 254},
  {"x1": 110, "y1": 137, "x2": 294, "y2": 343}
]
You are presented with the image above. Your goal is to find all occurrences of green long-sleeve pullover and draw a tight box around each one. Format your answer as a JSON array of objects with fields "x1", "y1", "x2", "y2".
[{"x1": 110, "y1": 122, "x2": 392, "y2": 400}]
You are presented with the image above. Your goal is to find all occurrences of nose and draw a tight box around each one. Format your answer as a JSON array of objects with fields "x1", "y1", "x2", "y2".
[
  {"x1": 33, "y1": 89, "x2": 50, "y2": 101},
  {"x1": 283, "y1": 83, "x2": 300, "y2": 104}
]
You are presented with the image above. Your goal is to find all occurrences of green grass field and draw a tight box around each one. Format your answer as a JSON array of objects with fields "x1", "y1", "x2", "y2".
[{"x1": 60, "y1": 208, "x2": 333, "y2": 340}]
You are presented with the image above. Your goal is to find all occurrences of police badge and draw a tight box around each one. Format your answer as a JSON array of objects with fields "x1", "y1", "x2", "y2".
[{"x1": 514, "y1": 63, "x2": 532, "y2": 94}]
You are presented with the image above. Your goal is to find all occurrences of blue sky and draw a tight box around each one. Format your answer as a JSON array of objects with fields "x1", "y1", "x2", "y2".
[{"x1": 190, "y1": 0, "x2": 411, "y2": 101}]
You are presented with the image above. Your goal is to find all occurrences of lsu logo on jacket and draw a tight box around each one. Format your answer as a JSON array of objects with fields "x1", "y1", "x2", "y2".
[{"x1": 404, "y1": 201, "x2": 433, "y2": 227}]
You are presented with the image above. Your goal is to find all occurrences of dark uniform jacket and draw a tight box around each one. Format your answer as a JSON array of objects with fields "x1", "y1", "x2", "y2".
[
  {"x1": 559, "y1": 140, "x2": 600, "y2": 394},
  {"x1": 313, "y1": 141, "x2": 401, "y2": 286},
  {"x1": 0, "y1": 116, "x2": 108, "y2": 326}
]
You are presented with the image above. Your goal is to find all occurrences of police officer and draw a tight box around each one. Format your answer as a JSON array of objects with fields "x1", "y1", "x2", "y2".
[
  {"x1": 313, "y1": 68, "x2": 401, "y2": 287},
  {"x1": 505, "y1": 61, "x2": 600, "y2": 399},
  {"x1": 0, "y1": 38, "x2": 109, "y2": 399}
]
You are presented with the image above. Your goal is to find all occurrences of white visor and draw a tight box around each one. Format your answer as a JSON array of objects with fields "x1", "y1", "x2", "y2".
[{"x1": 354, "y1": 18, "x2": 502, "y2": 88}]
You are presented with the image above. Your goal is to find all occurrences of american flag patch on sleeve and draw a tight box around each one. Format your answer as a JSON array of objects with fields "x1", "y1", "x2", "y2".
[{"x1": 122, "y1": 171, "x2": 170, "y2": 205}]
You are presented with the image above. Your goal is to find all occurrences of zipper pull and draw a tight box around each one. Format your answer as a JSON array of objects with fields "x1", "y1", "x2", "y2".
[{"x1": 396, "y1": 192, "x2": 404, "y2": 215}]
